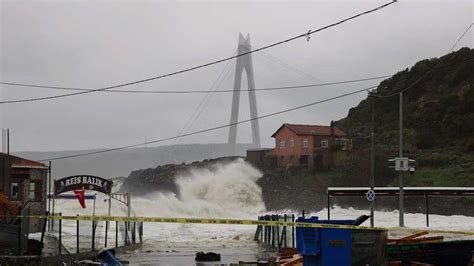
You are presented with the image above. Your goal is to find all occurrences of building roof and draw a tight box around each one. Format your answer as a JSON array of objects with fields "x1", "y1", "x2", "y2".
[
  {"x1": 0, "y1": 153, "x2": 48, "y2": 169},
  {"x1": 247, "y1": 148, "x2": 274, "y2": 152},
  {"x1": 271, "y1": 123, "x2": 346, "y2": 138}
]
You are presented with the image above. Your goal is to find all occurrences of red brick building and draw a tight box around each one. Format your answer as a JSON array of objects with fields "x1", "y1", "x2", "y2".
[
  {"x1": 271, "y1": 122, "x2": 349, "y2": 168},
  {"x1": 0, "y1": 153, "x2": 48, "y2": 231}
]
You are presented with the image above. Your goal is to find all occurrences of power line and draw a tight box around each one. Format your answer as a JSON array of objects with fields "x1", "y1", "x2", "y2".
[
  {"x1": 170, "y1": 52, "x2": 235, "y2": 149},
  {"x1": 37, "y1": 54, "x2": 473, "y2": 162},
  {"x1": 0, "y1": 75, "x2": 391, "y2": 95},
  {"x1": 254, "y1": 49, "x2": 323, "y2": 83},
  {"x1": 374, "y1": 22, "x2": 474, "y2": 98},
  {"x1": 39, "y1": 85, "x2": 378, "y2": 162},
  {"x1": 0, "y1": 1, "x2": 396, "y2": 104},
  {"x1": 449, "y1": 23, "x2": 473, "y2": 52}
]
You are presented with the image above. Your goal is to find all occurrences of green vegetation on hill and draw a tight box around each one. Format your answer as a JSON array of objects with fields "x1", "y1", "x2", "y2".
[
  {"x1": 256, "y1": 48, "x2": 474, "y2": 214},
  {"x1": 335, "y1": 47, "x2": 474, "y2": 187}
]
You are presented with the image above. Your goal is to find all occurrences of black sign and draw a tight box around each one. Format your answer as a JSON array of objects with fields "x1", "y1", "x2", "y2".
[
  {"x1": 328, "y1": 239, "x2": 347, "y2": 247},
  {"x1": 54, "y1": 175, "x2": 113, "y2": 195}
]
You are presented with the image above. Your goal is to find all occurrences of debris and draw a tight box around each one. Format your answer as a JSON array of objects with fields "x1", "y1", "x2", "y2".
[
  {"x1": 277, "y1": 254, "x2": 302, "y2": 266},
  {"x1": 388, "y1": 231, "x2": 443, "y2": 244},
  {"x1": 195, "y1": 251, "x2": 221, "y2": 261},
  {"x1": 97, "y1": 249, "x2": 122, "y2": 266}
]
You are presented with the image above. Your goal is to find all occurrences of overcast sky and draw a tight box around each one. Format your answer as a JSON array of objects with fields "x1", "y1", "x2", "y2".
[{"x1": 0, "y1": 0, "x2": 472, "y2": 152}]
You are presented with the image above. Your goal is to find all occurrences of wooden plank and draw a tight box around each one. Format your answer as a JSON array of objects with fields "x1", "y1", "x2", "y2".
[
  {"x1": 397, "y1": 236, "x2": 444, "y2": 244},
  {"x1": 281, "y1": 255, "x2": 302, "y2": 266},
  {"x1": 399, "y1": 231, "x2": 429, "y2": 240}
]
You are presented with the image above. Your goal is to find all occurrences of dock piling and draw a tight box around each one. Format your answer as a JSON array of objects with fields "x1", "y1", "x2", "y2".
[
  {"x1": 59, "y1": 213, "x2": 62, "y2": 255},
  {"x1": 76, "y1": 214, "x2": 80, "y2": 253}
]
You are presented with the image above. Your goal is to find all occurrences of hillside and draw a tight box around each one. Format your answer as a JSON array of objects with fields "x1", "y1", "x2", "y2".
[
  {"x1": 256, "y1": 47, "x2": 474, "y2": 214},
  {"x1": 335, "y1": 47, "x2": 474, "y2": 187}
]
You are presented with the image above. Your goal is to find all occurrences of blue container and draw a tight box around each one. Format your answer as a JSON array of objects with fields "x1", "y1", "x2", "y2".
[
  {"x1": 296, "y1": 216, "x2": 352, "y2": 266},
  {"x1": 296, "y1": 216, "x2": 320, "y2": 256}
]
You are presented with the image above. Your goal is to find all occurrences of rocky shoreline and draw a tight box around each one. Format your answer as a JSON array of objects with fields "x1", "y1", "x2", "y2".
[{"x1": 119, "y1": 157, "x2": 474, "y2": 216}]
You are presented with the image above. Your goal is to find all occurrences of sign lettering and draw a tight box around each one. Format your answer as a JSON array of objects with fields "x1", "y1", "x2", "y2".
[{"x1": 54, "y1": 175, "x2": 113, "y2": 195}]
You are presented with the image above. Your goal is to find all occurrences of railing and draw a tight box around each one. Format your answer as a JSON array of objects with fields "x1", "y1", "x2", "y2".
[
  {"x1": 254, "y1": 213, "x2": 295, "y2": 251},
  {"x1": 46, "y1": 213, "x2": 143, "y2": 255}
]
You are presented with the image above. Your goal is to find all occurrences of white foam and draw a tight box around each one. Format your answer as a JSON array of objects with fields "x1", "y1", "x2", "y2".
[{"x1": 50, "y1": 159, "x2": 474, "y2": 251}]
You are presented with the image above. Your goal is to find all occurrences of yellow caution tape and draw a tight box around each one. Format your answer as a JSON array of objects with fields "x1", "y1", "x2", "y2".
[{"x1": 16, "y1": 215, "x2": 474, "y2": 236}]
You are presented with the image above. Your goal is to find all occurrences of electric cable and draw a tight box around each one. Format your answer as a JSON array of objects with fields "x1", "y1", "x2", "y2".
[
  {"x1": 0, "y1": 75, "x2": 391, "y2": 94},
  {"x1": 374, "y1": 22, "x2": 473, "y2": 98},
  {"x1": 0, "y1": 1, "x2": 396, "y2": 104},
  {"x1": 38, "y1": 84, "x2": 378, "y2": 162}
]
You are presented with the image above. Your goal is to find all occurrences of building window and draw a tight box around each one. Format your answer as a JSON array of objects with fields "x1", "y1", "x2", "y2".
[
  {"x1": 10, "y1": 183, "x2": 19, "y2": 199},
  {"x1": 302, "y1": 138, "x2": 308, "y2": 148},
  {"x1": 321, "y1": 139, "x2": 328, "y2": 148},
  {"x1": 335, "y1": 138, "x2": 348, "y2": 150},
  {"x1": 279, "y1": 139, "x2": 286, "y2": 149},
  {"x1": 29, "y1": 181, "x2": 41, "y2": 201},
  {"x1": 289, "y1": 138, "x2": 295, "y2": 147}
]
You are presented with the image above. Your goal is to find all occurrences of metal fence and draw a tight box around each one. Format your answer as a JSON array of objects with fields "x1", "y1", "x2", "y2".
[
  {"x1": 45, "y1": 213, "x2": 143, "y2": 255},
  {"x1": 254, "y1": 214, "x2": 296, "y2": 251}
]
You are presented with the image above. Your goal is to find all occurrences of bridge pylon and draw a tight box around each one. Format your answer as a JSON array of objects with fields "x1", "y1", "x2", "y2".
[{"x1": 228, "y1": 33, "x2": 261, "y2": 148}]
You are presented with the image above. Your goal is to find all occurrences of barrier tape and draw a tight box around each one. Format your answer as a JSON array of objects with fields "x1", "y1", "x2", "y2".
[{"x1": 14, "y1": 215, "x2": 474, "y2": 236}]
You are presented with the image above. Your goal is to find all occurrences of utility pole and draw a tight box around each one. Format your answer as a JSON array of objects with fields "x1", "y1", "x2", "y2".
[
  {"x1": 6, "y1": 128, "x2": 9, "y2": 155},
  {"x1": 48, "y1": 161, "x2": 52, "y2": 230},
  {"x1": 399, "y1": 92, "x2": 404, "y2": 227},
  {"x1": 370, "y1": 93, "x2": 375, "y2": 227}
]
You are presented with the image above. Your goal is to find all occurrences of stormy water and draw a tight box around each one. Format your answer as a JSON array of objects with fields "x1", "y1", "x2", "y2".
[{"x1": 48, "y1": 159, "x2": 474, "y2": 264}]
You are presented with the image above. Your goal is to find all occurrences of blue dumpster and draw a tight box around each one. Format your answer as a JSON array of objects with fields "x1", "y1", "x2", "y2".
[{"x1": 296, "y1": 216, "x2": 353, "y2": 266}]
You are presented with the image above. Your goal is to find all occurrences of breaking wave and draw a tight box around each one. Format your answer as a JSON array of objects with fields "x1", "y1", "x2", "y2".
[{"x1": 130, "y1": 158, "x2": 265, "y2": 218}]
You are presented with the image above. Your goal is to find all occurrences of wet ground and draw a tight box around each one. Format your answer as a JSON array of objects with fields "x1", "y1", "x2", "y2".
[{"x1": 117, "y1": 246, "x2": 265, "y2": 266}]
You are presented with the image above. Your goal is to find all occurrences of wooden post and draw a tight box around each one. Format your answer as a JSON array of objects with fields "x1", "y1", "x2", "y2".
[
  {"x1": 283, "y1": 214, "x2": 287, "y2": 248},
  {"x1": 92, "y1": 220, "x2": 96, "y2": 251},
  {"x1": 115, "y1": 221, "x2": 118, "y2": 248},
  {"x1": 263, "y1": 216, "x2": 267, "y2": 244},
  {"x1": 276, "y1": 215, "x2": 281, "y2": 251},
  {"x1": 292, "y1": 214, "x2": 295, "y2": 248},
  {"x1": 76, "y1": 214, "x2": 80, "y2": 253},
  {"x1": 105, "y1": 219, "x2": 108, "y2": 247},
  {"x1": 425, "y1": 192, "x2": 429, "y2": 227},
  {"x1": 139, "y1": 222, "x2": 143, "y2": 243},
  {"x1": 271, "y1": 215, "x2": 275, "y2": 248},
  {"x1": 327, "y1": 193, "x2": 331, "y2": 220},
  {"x1": 59, "y1": 213, "x2": 62, "y2": 255},
  {"x1": 40, "y1": 211, "x2": 49, "y2": 255},
  {"x1": 132, "y1": 222, "x2": 136, "y2": 244},
  {"x1": 51, "y1": 196, "x2": 55, "y2": 231},
  {"x1": 48, "y1": 162, "x2": 52, "y2": 231},
  {"x1": 125, "y1": 222, "x2": 128, "y2": 245},
  {"x1": 17, "y1": 206, "x2": 22, "y2": 255}
]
